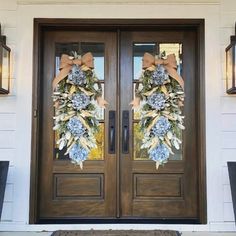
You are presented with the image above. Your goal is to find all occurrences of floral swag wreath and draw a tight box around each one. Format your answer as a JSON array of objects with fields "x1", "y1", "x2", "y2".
[
  {"x1": 130, "y1": 52, "x2": 185, "y2": 169},
  {"x1": 52, "y1": 52, "x2": 108, "y2": 168}
]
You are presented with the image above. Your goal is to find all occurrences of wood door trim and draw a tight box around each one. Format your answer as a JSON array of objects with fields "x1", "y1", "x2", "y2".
[{"x1": 30, "y1": 18, "x2": 206, "y2": 224}]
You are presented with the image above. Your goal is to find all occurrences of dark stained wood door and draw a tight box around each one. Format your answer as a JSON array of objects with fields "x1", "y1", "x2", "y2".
[
  {"x1": 37, "y1": 28, "x2": 200, "y2": 222},
  {"x1": 119, "y1": 31, "x2": 198, "y2": 219},
  {"x1": 39, "y1": 31, "x2": 117, "y2": 219}
]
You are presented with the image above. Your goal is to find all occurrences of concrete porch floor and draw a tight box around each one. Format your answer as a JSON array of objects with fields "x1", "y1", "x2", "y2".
[{"x1": 0, "y1": 232, "x2": 236, "y2": 236}]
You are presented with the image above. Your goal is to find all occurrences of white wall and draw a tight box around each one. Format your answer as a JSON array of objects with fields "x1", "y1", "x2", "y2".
[
  {"x1": 0, "y1": 0, "x2": 17, "y2": 223},
  {"x1": 220, "y1": 0, "x2": 236, "y2": 227},
  {"x1": 0, "y1": 0, "x2": 236, "y2": 232}
]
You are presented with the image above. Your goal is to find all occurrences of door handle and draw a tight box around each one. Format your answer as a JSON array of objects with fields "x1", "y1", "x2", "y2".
[
  {"x1": 122, "y1": 110, "x2": 129, "y2": 154},
  {"x1": 110, "y1": 126, "x2": 114, "y2": 151},
  {"x1": 109, "y1": 110, "x2": 116, "y2": 154}
]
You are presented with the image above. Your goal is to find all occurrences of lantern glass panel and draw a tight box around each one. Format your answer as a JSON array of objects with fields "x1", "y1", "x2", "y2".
[
  {"x1": 235, "y1": 44, "x2": 236, "y2": 82},
  {"x1": 0, "y1": 44, "x2": 10, "y2": 94},
  {"x1": 226, "y1": 45, "x2": 234, "y2": 91}
]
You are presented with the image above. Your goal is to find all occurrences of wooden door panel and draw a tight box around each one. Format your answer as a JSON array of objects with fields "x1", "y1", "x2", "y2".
[
  {"x1": 133, "y1": 174, "x2": 183, "y2": 199},
  {"x1": 38, "y1": 31, "x2": 117, "y2": 219},
  {"x1": 120, "y1": 30, "x2": 198, "y2": 219},
  {"x1": 54, "y1": 174, "x2": 104, "y2": 199}
]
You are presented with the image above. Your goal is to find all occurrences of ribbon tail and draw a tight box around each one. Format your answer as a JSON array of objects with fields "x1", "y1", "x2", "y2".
[
  {"x1": 130, "y1": 97, "x2": 141, "y2": 109},
  {"x1": 52, "y1": 67, "x2": 71, "y2": 90},
  {"x1": 166, "y1": 67, "x2": 184, "y2": 90},
  {"x1": 97, "y1": 96, "x2": 109, "y2": 108}
]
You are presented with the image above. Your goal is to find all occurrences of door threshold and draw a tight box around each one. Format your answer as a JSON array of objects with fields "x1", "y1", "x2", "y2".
[{"x1": 37, "y1": 218, "x2": 200, "y2": 224}]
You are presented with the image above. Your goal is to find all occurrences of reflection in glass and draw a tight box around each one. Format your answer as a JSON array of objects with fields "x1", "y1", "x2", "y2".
[
  {"x1": 88, "y1": 123, "x2": 104, "y2": 160},
  {"x1": 92, "y1": 83, "x2": 105, "y2": 120},
  {"x1": 133, "y1": 123, "x2": 148, "y2": 160},
  {"x1": 133, "y1": 43, "x2": 157, "y2": 80},
  {"x1": 133, "y1": 83, "x2": 145, "y2": 120},
  {"x1": 159, "y1": 43, "x2": 183, "y2": 76},
  {"x1": 169, "y1": 130, "x2": 183, "y2": 160},
  {"x1": 54, "y1": 130, "x2": 69, "y2": 160},
  {"x1": 169, "y1": 148, "x2": 183, "y2": 160},
  {"x1": 81, "y1": 43, "x2": 104, "y2": 81}
]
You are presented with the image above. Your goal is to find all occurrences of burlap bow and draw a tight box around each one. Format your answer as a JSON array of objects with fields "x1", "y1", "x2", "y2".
[
  {"x1": 52, "y1": 52, "x2": 94, "y2": 89},
  {"x1": 130, "y1": 53, "x2": 184, "y2": 109},
  {"x1": 53, "y1": 52, "x2": 108, "y2": 108},
  {"x1": 142, "y1": 52, "x2": 184, "y2": 89}
]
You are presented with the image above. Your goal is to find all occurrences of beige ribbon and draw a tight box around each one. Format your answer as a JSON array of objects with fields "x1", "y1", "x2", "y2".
[
  {"x1": 130, "y1": 53, "x2": 184, "y2": 109},
  {"x1": 53, "y1": 52, "x2": 108, "y2": 108},
  {"x1": 143, "y1": 52, "x2": 184, "y2": 89},
  {"x1": 97, "y1": 96, "x2": 109, "y2": 109},
  {"x1": 52, "y1": 52, "x2": 94, "y2": 89}
]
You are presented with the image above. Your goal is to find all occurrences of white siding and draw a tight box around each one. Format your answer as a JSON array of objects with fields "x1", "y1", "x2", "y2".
[
  {"x1": 0, "y1": 0, "x2": 17, "y2": 10},
  {"x1": 0, "y1": 0, "x2": 17, "y2": 223},
  {"x1": 220, "y1": 0, "x2": 236, "y2": 225},
  {"x1": 0, "y1": 0, "x2": 235, "y2": 232},
  {"x1": 1, "y1": 203, "x2": 13, "y2": 222},
  {"x1": 0, "y1": 114, "x2": 16, "y2": 131}
]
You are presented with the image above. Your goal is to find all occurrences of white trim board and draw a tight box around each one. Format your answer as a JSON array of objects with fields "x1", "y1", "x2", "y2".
[
  {"x1": 0, "y1": 222, "x2": 235, "y2": 232},
  {"x1": 17, "y1": 0, "x2": 220, "y2": 5}
]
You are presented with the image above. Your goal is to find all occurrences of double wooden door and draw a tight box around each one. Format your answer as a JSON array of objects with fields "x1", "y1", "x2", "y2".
[{"x1": 37, "y1": 28, "x2": 199, "y2": 222}]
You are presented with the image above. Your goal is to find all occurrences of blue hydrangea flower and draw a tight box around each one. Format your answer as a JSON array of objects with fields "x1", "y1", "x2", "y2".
[
  {"x1": 68, "y1": 65, "x2": 86, "y2": 85},
  {"x1": 151, "y1": 116, "x2": 171, "y2": 137},
  {"x1": 69, "y1": 143, "x2": 88, "y2": 164},
  {"x1": 67, "y1": 116, "x2": 85, "y2": 137},
  {"x1": 147, "y1": 93, "x2": 166, "y2": 110},
  {"x1": 151, "y1": 65, "x2": 169, "y2": 85},
  {"x1": 149, "y1": 144, "x2": 169, "y2": 163},
  {"x1": 71, "y1": 93, "x2": 90, "y2": 110}
]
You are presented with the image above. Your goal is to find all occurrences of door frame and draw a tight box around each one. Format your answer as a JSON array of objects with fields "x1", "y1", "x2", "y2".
[{"x1": 30, "y1": 18, "x2": 206, "y2": 224}]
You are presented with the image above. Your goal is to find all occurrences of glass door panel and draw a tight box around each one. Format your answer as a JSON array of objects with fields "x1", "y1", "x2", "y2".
[
  {"x1": 54, "y1": 42, "x2": 105, "y2": 161},
  {"x1": 132, "y1": 42, "x2": 183, "y2": 161}
]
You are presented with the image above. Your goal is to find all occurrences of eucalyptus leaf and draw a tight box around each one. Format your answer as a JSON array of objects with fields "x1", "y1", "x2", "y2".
[
  {"x1": 178, "y1": 124, "x2": 185, "y2": 130},
  {"x1": 59, "y1": 139, "x2": 66, "y2": 150},
  {"x1": 173, "y1": 139, "x2": 180, "y2": 150},
  {"x1": 65, "y1": 131, "x2": 71, "y2": 140},
  {"x1": 167, "y1": 131, "x2": 173, "y2": 139}
]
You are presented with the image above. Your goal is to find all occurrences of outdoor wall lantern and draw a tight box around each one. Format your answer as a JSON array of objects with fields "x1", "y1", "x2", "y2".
[
  {"x1": 226, "y1": 22, "x2": 236, "y2": 94},
  {"x1": 0, "y1": 24, "x2": 11, "y2": 94}
]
